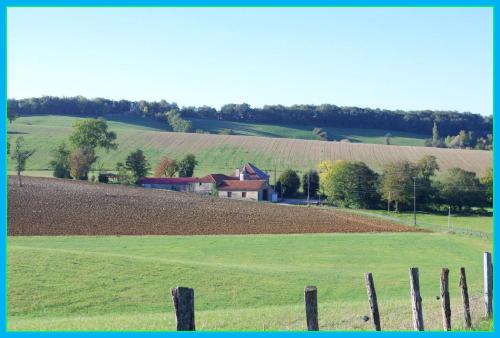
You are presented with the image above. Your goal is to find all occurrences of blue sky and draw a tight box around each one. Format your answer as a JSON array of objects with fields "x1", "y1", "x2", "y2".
[{"x1": 7, "y1": 7, "x2": 493, "y2": 115}]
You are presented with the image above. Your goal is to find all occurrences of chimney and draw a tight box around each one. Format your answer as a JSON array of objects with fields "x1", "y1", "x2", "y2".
[
  {"x1": 235, "y1": 168, "x2": 240, "y2": 177},
  {"x1": 239, "y1": 172, "x2": 245, "y2": 181}
]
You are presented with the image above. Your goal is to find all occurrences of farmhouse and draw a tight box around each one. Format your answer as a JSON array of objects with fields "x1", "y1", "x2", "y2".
[{"x1": 137, "y1": 163, "x2": 276, "y2": 202}]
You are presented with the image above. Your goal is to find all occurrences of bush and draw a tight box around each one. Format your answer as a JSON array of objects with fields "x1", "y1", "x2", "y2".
[
  {"x1": 277, "y1": 169, "x2": 300, "y2": 197},
  {"x1": 98, "y1": 174, "x2": 109, "y2": 183}
]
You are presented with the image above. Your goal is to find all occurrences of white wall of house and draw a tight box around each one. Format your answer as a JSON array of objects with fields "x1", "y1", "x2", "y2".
[
  {"x1": 219, "y1": 190, "x2": 259, "y2": 201},
  {"x1": 193, "y1": 182, "x2": 214, "y2": 195}
]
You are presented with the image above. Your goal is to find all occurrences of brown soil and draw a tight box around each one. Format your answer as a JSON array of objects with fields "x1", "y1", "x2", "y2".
[{"x1": 8, "y1": 176, "x2": 423, "y2": 236}]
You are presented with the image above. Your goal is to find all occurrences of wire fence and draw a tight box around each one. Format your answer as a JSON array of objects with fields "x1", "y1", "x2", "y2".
[{"x1": 341, "y1": 208, "x2": 491, "y2": 240}]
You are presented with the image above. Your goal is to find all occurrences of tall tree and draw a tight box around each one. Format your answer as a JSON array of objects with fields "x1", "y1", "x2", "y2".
[
  {"x1": 432, "y1": 121, "x2": 440, "y2": 146},
  {"x1": 436, "y1": 168, "x2": 486, "y2": 211},
  {"x1": 11, "y1": 137, "x2": 35, "y2": 187},
  {"x1": 277, "y1": 169, "x2": 300, "y2": 197},
  {"x1": 302, "y1": 170, "x2": 320, "y2": 198},
  {"x1": 415, "y1": 155, "x2": 440, "y2": 206},
  {"x1": 178, "y1": 154, "x2": 198, "y2": 177},
  {"x1": 125, "y1": 149, "x2": 150, "y2": 181},
  {"x1": 480, "y1": 167, "x2": 493, "y2": 206},
  {"x1": 68, "y1": 118, "x2": 117, "y2": 180},
  {"x1": 7, "y1": 99, "x2": 18, "y2": 123},
  {"x1": 380, "y1": 160, "x2": 419, "y2": 211},
  {"x1": 325, "y1": 161, "x2": 380, "y2": 208},
  {"x1": 69, "y1": 118, "x2": 117, "y2": 152}
]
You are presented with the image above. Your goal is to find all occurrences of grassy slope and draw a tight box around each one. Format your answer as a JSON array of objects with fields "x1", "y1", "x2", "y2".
[
  {"x1": 8, "y1": 233, "x2": 491, "y2": 331},
  {"x1": 189, "y1": 118, "x2": 429, "y2": 146},
  {"x1": 6, "y1": 115, "x2": 491, "y2": 177}
]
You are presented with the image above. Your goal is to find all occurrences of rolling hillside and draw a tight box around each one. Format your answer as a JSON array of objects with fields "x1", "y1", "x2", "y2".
[
  {"x1": 189, "y1": 118, "x2": 429, "y2": 146},
  {"x1": 7, "y1": 115, "x2": 491, "y2": 177}
]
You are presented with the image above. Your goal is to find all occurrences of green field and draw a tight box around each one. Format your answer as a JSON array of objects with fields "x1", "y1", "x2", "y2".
[
  {"x1": 341, "y1": 209, "x2": 493, "y2": 235},
  {"x1": 189, "y1": 118, "x2": 429, "y2": 146},
  {"x1": 7, "y1": 115, "x2": 491, "y2": 178},
  {"x1": 8, "y1": 233, "x2": 491, "y2": 331}
]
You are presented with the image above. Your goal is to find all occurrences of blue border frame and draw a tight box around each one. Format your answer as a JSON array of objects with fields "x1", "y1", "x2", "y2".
[{"x1": 0, "y1": 1, "x2": 496, "y2": 336}]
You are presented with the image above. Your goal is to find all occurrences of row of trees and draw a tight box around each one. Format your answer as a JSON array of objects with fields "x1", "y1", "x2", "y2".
[
  {"x1": 425, "y1": 122, "x2": 493, "y2": 150},
  {"x1": 276, "y1": 157, "x2": 492, "y2": 212},
  {"x1": 8, "y1": 96, "x2": 492, "y2": 137}
]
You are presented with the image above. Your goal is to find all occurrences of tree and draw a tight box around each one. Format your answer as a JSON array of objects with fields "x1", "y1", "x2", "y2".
[
  {"x1": 49, "y1": 142, "x2": 72, "y2": 179},
  {"x1": 415, "y1": 155, "x2": 440, "y2": 206},
  {"x1": 125, "y1": 149, "x2": 150, "y2": 181},
  {"x1": 68, "y1": 147, "x2": 97, "y2": 180},
  {"x1": 302, "y1": 170, "x2": 319, "y2": 198},
  {"x1": 11, "y1": 137, "x2": 35, "y2": 186},
  {"x1": 318, "y1": 160, "x2": 338, "y2": 198},
  {"x1": 384, "y1": 133, "x2": 391, "y2": 145},
  {"x1": 166, "y1": 109, "x2": 192, "y2": 133},
  {"x1": 7, "y1": 99, "x2": 18, "y2": 123},
  {"x1": 432, "y1": 121, "x2": 440, "y2": 146},
  {"x1": 380, "y1": 160, "x2": 419, "y2": 211},
  {"x1": 480, "y1": 167, "x2": 493, "y2": 206},
  {"x1": 154, "y1": 157, "x2": 179, "y2": 177},
  {"x1": 178, "y1": 154, "x2": 198, "y2": 177},
  {"x1": 68, "y1": 118, "x2": 117, "y2": 179},
  {"x1": 324, "y1": 161, "x2": 380, "y2": 208},
  {"x1": 69, "y1": 118, "x2": 117, "y2": 152},
  {"x1": 277, "y1": 169, "x2": 300, "y2": 197},
  {"x1": 436, "y1": 168, "x2": 486, "y2": 211}
]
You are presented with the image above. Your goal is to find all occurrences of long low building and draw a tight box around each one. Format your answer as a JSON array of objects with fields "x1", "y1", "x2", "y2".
[{"x1": 137, "y1": 163, "x2": 276, "y2": 202}]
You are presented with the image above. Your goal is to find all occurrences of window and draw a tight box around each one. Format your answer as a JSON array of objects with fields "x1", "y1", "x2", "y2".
[
  {"x1": 242, "y1": 192, "x2": 247, "y2": 198},
  {"x1": 227, "y1": 191, "x2": 232, "y2": 198}
]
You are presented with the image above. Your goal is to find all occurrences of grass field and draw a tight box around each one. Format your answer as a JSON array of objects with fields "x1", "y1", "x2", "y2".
[
  {"x1": 7, "y1": 115, "x2": 491, "y2": 177},
  {"x1": 7, "y1": 233, "x2": 491, "y2": 331},
  {"x1": 189, "y1": 118, "x2": 429, "y2": 146},
  {"x1": 341, "y1": 209, "x2": 493, "y2": 235}
]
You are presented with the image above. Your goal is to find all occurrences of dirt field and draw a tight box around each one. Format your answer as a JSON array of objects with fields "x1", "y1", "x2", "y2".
[{"x1": 7, "y1": 176, "x2": 422, "y2": 236}]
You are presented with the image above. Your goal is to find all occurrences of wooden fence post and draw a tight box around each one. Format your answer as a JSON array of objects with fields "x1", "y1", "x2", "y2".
[
  {"x1": 304, "y1": 285, "x2": 319, "y2": 331},
  {"x1": 171, "y1": 286, "x2": 195, "y2": 331},
  {"x1": 440, "y1": 268, "x2": 451, "y2": 331},
  {"x1": 409, "y1": 267, "x2": 424, "y2": 331},
  {"x1": 459, "y1": 267, "x2": 472, "y2": 329},
  {"x1": 365, "y1": 273, "x2": 381, "y2": 331},
  {"x1": 484, "y1": 252, "x2": 493, "y2": 317}
]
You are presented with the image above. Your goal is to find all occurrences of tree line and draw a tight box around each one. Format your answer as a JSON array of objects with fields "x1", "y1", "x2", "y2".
[
  {"x1": 8, "y1": 96, "x2": 492, "y2": 137},
  {"x1": 276, "y1": 157, "x2": 492, "y2": 213},
  {"x1": 424, "y1": 122, "x2": 492, "y2": 150}
]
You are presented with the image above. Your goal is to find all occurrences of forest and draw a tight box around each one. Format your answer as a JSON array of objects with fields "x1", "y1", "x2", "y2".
[{"x1": 7, "y1": 96, "x2": 492, "y2": 137}]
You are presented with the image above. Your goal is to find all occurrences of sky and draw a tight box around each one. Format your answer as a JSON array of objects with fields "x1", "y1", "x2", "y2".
[{"x1": 7, "y1": 7, "x2": 493, "y2": 115}]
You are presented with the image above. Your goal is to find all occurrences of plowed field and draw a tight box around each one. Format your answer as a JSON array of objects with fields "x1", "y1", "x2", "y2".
[{"x1": 8, "y1": 176, "x2": 421, "y2": 235}]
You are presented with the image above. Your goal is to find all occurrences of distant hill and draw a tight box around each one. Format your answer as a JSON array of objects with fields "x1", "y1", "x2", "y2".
[
  {"x1": 7, "y1": 115, "x2": 492, "y2": 178},
  {"x1": 8, "y1": 96, "x2": 492, "y2": 137}
]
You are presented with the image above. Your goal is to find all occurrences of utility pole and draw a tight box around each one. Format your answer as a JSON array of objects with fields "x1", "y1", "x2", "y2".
[
  {"x1": 307, "y1": 172, "x2": 310, "y2": 207},
  {"x1": 387, "y1": 191, "x2": 391, "y2": 215},
  {"x1": 448, "y1": 206, "x2": 451, "y2": 230},
  {"x1": 412, "y1": 177, "x2": 417, "y2": 226}
]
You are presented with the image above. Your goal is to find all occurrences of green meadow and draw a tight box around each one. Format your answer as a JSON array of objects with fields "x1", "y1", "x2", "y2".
[
  {"x1": 8, "y1": 233, "x2": 491, "y2": 331},
  {"x1": 189, "y1": 118, "x2": 429, "y2": 146}
]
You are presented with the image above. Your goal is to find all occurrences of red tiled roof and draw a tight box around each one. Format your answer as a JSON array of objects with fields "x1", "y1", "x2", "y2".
[
  {"x1": 137, "y1": 177, "x2": 200, "y2": 185},
  {"x1": 200, "y1": 174, "x2": 238, "y2": 184},
  {"x1": 217, "y1": 179, "x2": 267, "y2": 191}
]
